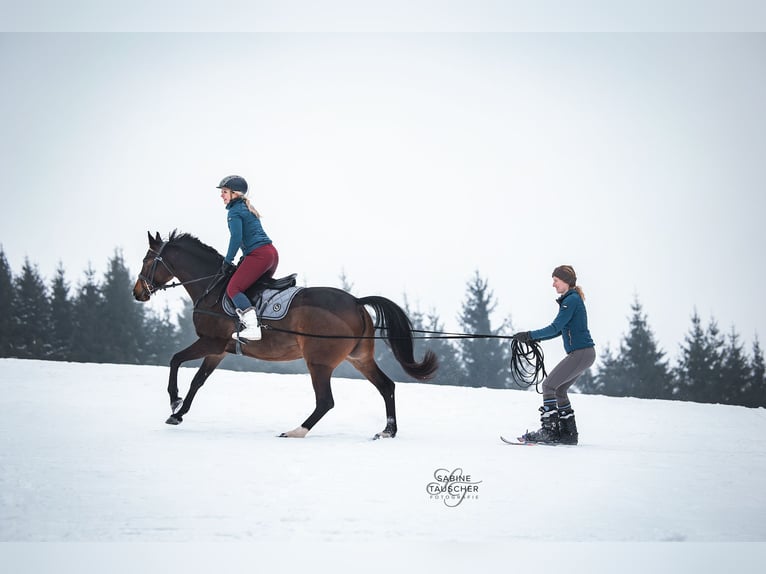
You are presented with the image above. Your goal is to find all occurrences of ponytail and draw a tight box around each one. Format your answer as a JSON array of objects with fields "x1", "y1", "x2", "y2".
[
  {"x1": 574, "y1": 285, "x2": 585, "y2": 301},
  {"x1": 233, "y1": 192, "x2": 261, "y2": 218}
]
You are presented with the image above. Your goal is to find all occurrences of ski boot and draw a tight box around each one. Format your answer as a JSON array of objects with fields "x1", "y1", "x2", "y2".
[
  {"x1": 558, "y1": 406, "x2": 578, "y2": 445},
  {"x1": 520, "y1": 404, "x2": 560, "y2": 444}
]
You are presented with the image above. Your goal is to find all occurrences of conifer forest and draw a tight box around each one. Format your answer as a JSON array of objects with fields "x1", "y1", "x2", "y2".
[{"x1": 0, "y1": 245, "x2": 763, "y2": 408}]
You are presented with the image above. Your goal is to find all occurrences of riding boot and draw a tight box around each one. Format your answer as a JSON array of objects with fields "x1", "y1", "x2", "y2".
[
  {"x1": 558, "y1": 407, "x2": 579, "y2": 445},
  {"x1": 520, "y1": 403, "x2": 560, "y2": 443},
  {"x1": 233, "y1": 307, "x2": 261, "y2": 341}
]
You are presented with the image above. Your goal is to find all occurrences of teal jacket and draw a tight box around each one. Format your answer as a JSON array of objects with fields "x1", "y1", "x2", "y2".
[
  {"x1": 530, "y1": 289, "x2": 595, "y2": 354},
  {"x1": 224, "y1": 199, "x2": 272, "y2": 263}
]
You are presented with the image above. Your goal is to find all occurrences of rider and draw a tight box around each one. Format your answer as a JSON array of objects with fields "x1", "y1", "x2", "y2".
[
  {"x1": 511, "y1": 265, "x2": 595, "y2": 444},
  {"x1": 218, "y1": 175, "x2": 279, "y2": 341}
]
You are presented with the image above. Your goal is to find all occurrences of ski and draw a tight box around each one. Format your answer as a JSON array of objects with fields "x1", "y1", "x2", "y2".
[{"x1": 500, "y1": 435, "x2": 558, "y2": 446}]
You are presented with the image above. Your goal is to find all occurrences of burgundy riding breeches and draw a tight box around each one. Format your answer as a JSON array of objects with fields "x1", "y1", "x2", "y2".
[{"x1": 226, "y1": 243, "x2": 279, "y2": 301}]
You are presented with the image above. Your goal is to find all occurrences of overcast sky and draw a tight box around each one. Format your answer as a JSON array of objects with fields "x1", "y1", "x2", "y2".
[{"x1": 1, "y1": 6, "x2": 765, "y2": 368}]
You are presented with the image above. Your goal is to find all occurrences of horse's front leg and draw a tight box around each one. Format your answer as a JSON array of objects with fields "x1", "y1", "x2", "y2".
[
  {"x1": 166, "y1": 338, "x2": 226, "y2": 425},
  {"x1": 166, "y1": 353, "x2": 226, "y2": 425}
]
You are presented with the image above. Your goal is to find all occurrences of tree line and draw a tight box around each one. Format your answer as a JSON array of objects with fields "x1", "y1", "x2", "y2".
[
  {"x1": 0, "y1": 248, "x2": 182, "y2": 366},
  {"x1": 0, "y1": 245, "x2": 763, "y2": 408},
  {"x1": 574, "y1": 299, "x2": 765, "y2": 408}
]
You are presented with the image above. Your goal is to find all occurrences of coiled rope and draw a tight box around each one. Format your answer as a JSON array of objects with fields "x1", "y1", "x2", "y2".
[{"x1": 509, "y1": 339, "x2": 548, "y2": 392}]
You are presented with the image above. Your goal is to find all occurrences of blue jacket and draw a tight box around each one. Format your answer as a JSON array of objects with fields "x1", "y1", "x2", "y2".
[
  {"x1": 530, "y1": 289, "x2": 595, "y2": 354},
  {"x1": 224, "y1": 199, "x2": 272, "y2": 263}
]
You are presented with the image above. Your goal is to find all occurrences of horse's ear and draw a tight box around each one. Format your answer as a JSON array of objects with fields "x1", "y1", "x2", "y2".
[{"x1": 148, "y1": 231, "x2": 161, "y2": 249}]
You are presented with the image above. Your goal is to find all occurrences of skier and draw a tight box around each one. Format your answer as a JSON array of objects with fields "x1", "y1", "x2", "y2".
[
  {"x1": 511, "y1": 265, "x2": 595, "y2": 444},
  {"x1": 218, "y1": 175, "x2": 279, "y2": 341}
]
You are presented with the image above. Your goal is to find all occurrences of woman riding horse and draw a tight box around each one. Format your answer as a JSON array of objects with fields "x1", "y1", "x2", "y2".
[
  {"x1": 133, "y1": 231, "x2": 437, "y2": 439},
  {"x1": 217, "y1": 175, "x2": 279, "y2": 342}
]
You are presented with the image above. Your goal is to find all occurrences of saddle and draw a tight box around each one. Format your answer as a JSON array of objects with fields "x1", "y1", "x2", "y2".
[
  {"x1": 248, "y1": 273, "x2": 298, "y2": 293},
  {"x1": 222, "y1": 273, "x2": 303, "y2": 320}
]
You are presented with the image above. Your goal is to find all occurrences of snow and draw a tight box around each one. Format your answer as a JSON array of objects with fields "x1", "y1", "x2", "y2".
[{"x1": 1, "y1": 358, "x2": 764, "y2": 572}]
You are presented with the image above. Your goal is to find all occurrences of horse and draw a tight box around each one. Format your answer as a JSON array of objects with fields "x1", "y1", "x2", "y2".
[{"x1": 132, "y1": 231, "x2": 438, "y2": 439}]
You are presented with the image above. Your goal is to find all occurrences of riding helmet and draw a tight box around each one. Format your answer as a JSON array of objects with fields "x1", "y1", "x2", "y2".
[{"x1": 217, "y1": 175, "x2": 248, "y2": 194}]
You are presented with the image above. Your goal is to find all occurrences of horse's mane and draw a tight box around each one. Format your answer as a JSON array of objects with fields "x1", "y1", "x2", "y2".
[{"x1": 167, "y1": 230, "x2": 223, "y2": 261}]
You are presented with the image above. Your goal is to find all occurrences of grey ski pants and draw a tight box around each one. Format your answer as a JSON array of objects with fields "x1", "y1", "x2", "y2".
[{"x1": 542, "y1": 346, "x2": 596, "y2": 406}]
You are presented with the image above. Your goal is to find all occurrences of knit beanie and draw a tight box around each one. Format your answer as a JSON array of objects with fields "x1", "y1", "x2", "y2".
[{"x1": 552, "y1": 265, "x2": 577, "y2": 287}]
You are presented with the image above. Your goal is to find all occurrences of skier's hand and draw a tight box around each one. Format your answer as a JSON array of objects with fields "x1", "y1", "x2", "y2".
[{"x1": 511, "y1": 331, "x2": 532, "y2": 343}]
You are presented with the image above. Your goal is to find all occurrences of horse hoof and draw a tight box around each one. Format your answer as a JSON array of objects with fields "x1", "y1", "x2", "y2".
[
  {"x1": 171, "y1": 398, "x2": 184, "y2": 414},
  {"x1": 373, "y1": 430, "x2": 397, "y2": 440},
  {"x1": 165, "y1": 415, "x2": 182, "y2": 425},
  {"x1": 279, "y1": 426, "x2": 309, "y2": 438}
]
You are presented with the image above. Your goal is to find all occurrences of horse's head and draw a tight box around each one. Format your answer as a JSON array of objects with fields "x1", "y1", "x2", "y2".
[
  {"x1": 133, "y1": 231, "x2": 175, "y2": 302},
  {"x1": 133, "y1": 230, "x2": 224, "y2": 302}
]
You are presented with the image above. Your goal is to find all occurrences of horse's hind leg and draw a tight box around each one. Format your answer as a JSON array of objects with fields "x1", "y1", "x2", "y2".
[
  {"x1": 280, "y1": 362, "x2": 335, "y2": 438},
  {"x1": 349, "y1": 357, "x2": 398, "y2": 439}
]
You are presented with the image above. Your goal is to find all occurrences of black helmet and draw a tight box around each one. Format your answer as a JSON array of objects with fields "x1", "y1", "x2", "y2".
[{"x1": 217, "y1": 175, "x2": 248, "y2": 194}]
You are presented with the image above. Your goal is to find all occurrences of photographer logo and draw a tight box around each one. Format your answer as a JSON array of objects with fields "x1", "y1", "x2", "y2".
[{"x1": 426, "y1": 467, "x2": 482, "y2": 508}]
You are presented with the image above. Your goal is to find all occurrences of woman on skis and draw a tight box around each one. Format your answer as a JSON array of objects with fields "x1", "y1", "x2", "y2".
[{"x1": 511, "y1": 265, "x2": 596, "y2": 445}]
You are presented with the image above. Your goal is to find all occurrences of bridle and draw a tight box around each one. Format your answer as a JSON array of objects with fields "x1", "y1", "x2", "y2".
[
  {"x1": 138, "y1": 241, "x2": 175, "y2": 296},
  {"x1": 138, "y1": 241, "x2": 222, "y2": 297}
]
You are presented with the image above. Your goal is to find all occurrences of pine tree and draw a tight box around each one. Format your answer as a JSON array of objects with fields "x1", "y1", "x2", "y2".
[
  {"x1": 0, "y1": 246, "x2": 14, "y2": 357},
  {"x1": 394, "y1": 299, "x2": 465, "y2": 386},
  {"x1": 100, "y1": 249, "x2": 147, "y2": 364},
  {"x1": 674, "y1": 311, "x2": 725, "y2": 403},
  {"x1": 456, "y1": 271, "x2": 510, "y2": 388},
  {"x1": 599, "y1": 299, "x2": 672, "y2": 399},
  {"x1": 674, "y1": 311, "x2": 705, "y2": 401},
  {"x1": 587, "y1": 344, "x2": 620, "y2": 396},
  {"x1": 143, "y1": 303, "x2": 181, "y2": 365},
  {"x1": 703, "y1": 319, "x2": 726, "y2": 403},
  {"x1": 596, "y1": 346, "x2": 629, "y2": 397},
  {"x1": 719, "y1": 328, "x2": 750, "y2": 405},
  {"x1": 49, "y1": 262, "x2": 75, "y2": 360},
  {"x1": 71, "y1": 265, "x2": 105, "y2": 363},
  {"x1": 11, "y1": 257, "x2": 52, "y2": 358},
  {"x1": 422, "y1": 311, "x2": 465, "y2": 386},
  {"x1": 744, "y1": 337, "x2": 765, "y2": 408}
]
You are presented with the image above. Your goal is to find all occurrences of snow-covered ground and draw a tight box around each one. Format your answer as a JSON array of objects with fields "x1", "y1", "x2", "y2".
[{"x1": 1, "y1": 359, "x2": 764, "y2": 572}]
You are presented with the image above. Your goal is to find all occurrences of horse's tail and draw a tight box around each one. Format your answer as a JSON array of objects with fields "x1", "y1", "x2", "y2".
[{"x1": 357, "y1": 295, "x2": 438, "y2": 381}]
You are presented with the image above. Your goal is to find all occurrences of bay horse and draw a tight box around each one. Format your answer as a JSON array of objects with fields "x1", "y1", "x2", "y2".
[{"x1": 133, "y1": 231, "x2": 438, "y2": 438}]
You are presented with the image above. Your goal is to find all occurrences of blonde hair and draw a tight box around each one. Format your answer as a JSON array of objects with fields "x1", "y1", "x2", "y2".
[{"x1": 233, "y1": 192, "x2": 261, "y2": 218}]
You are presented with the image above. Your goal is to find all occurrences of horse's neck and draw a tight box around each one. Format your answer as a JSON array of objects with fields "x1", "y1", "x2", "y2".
[{"x1": 170, "y1": 251, "x2": 221, "y2": 302}]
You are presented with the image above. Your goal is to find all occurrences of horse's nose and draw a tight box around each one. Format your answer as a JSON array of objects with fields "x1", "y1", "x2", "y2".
[{"x1": 133, "y1": 281, "x2": 149, "y2": 302}]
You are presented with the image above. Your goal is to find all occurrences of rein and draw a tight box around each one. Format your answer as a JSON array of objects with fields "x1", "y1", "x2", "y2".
[
  {"x1": 262, "y1": 324, "x2": 548, "y2": 391},
  {"x1": 139, "y1": 242, "x2": 223, "y2": 295},
  {"x1": 260, "y1": 324, "x2": 515, "y2": 341},
  {"x1": 152, "y1": 274, "x2": 222, "y2": 293}
]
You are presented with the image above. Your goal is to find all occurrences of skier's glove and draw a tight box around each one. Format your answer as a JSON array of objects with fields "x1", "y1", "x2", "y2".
[{"x1": 511, "y1": 331, "x2": 533, "y2": 344}]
